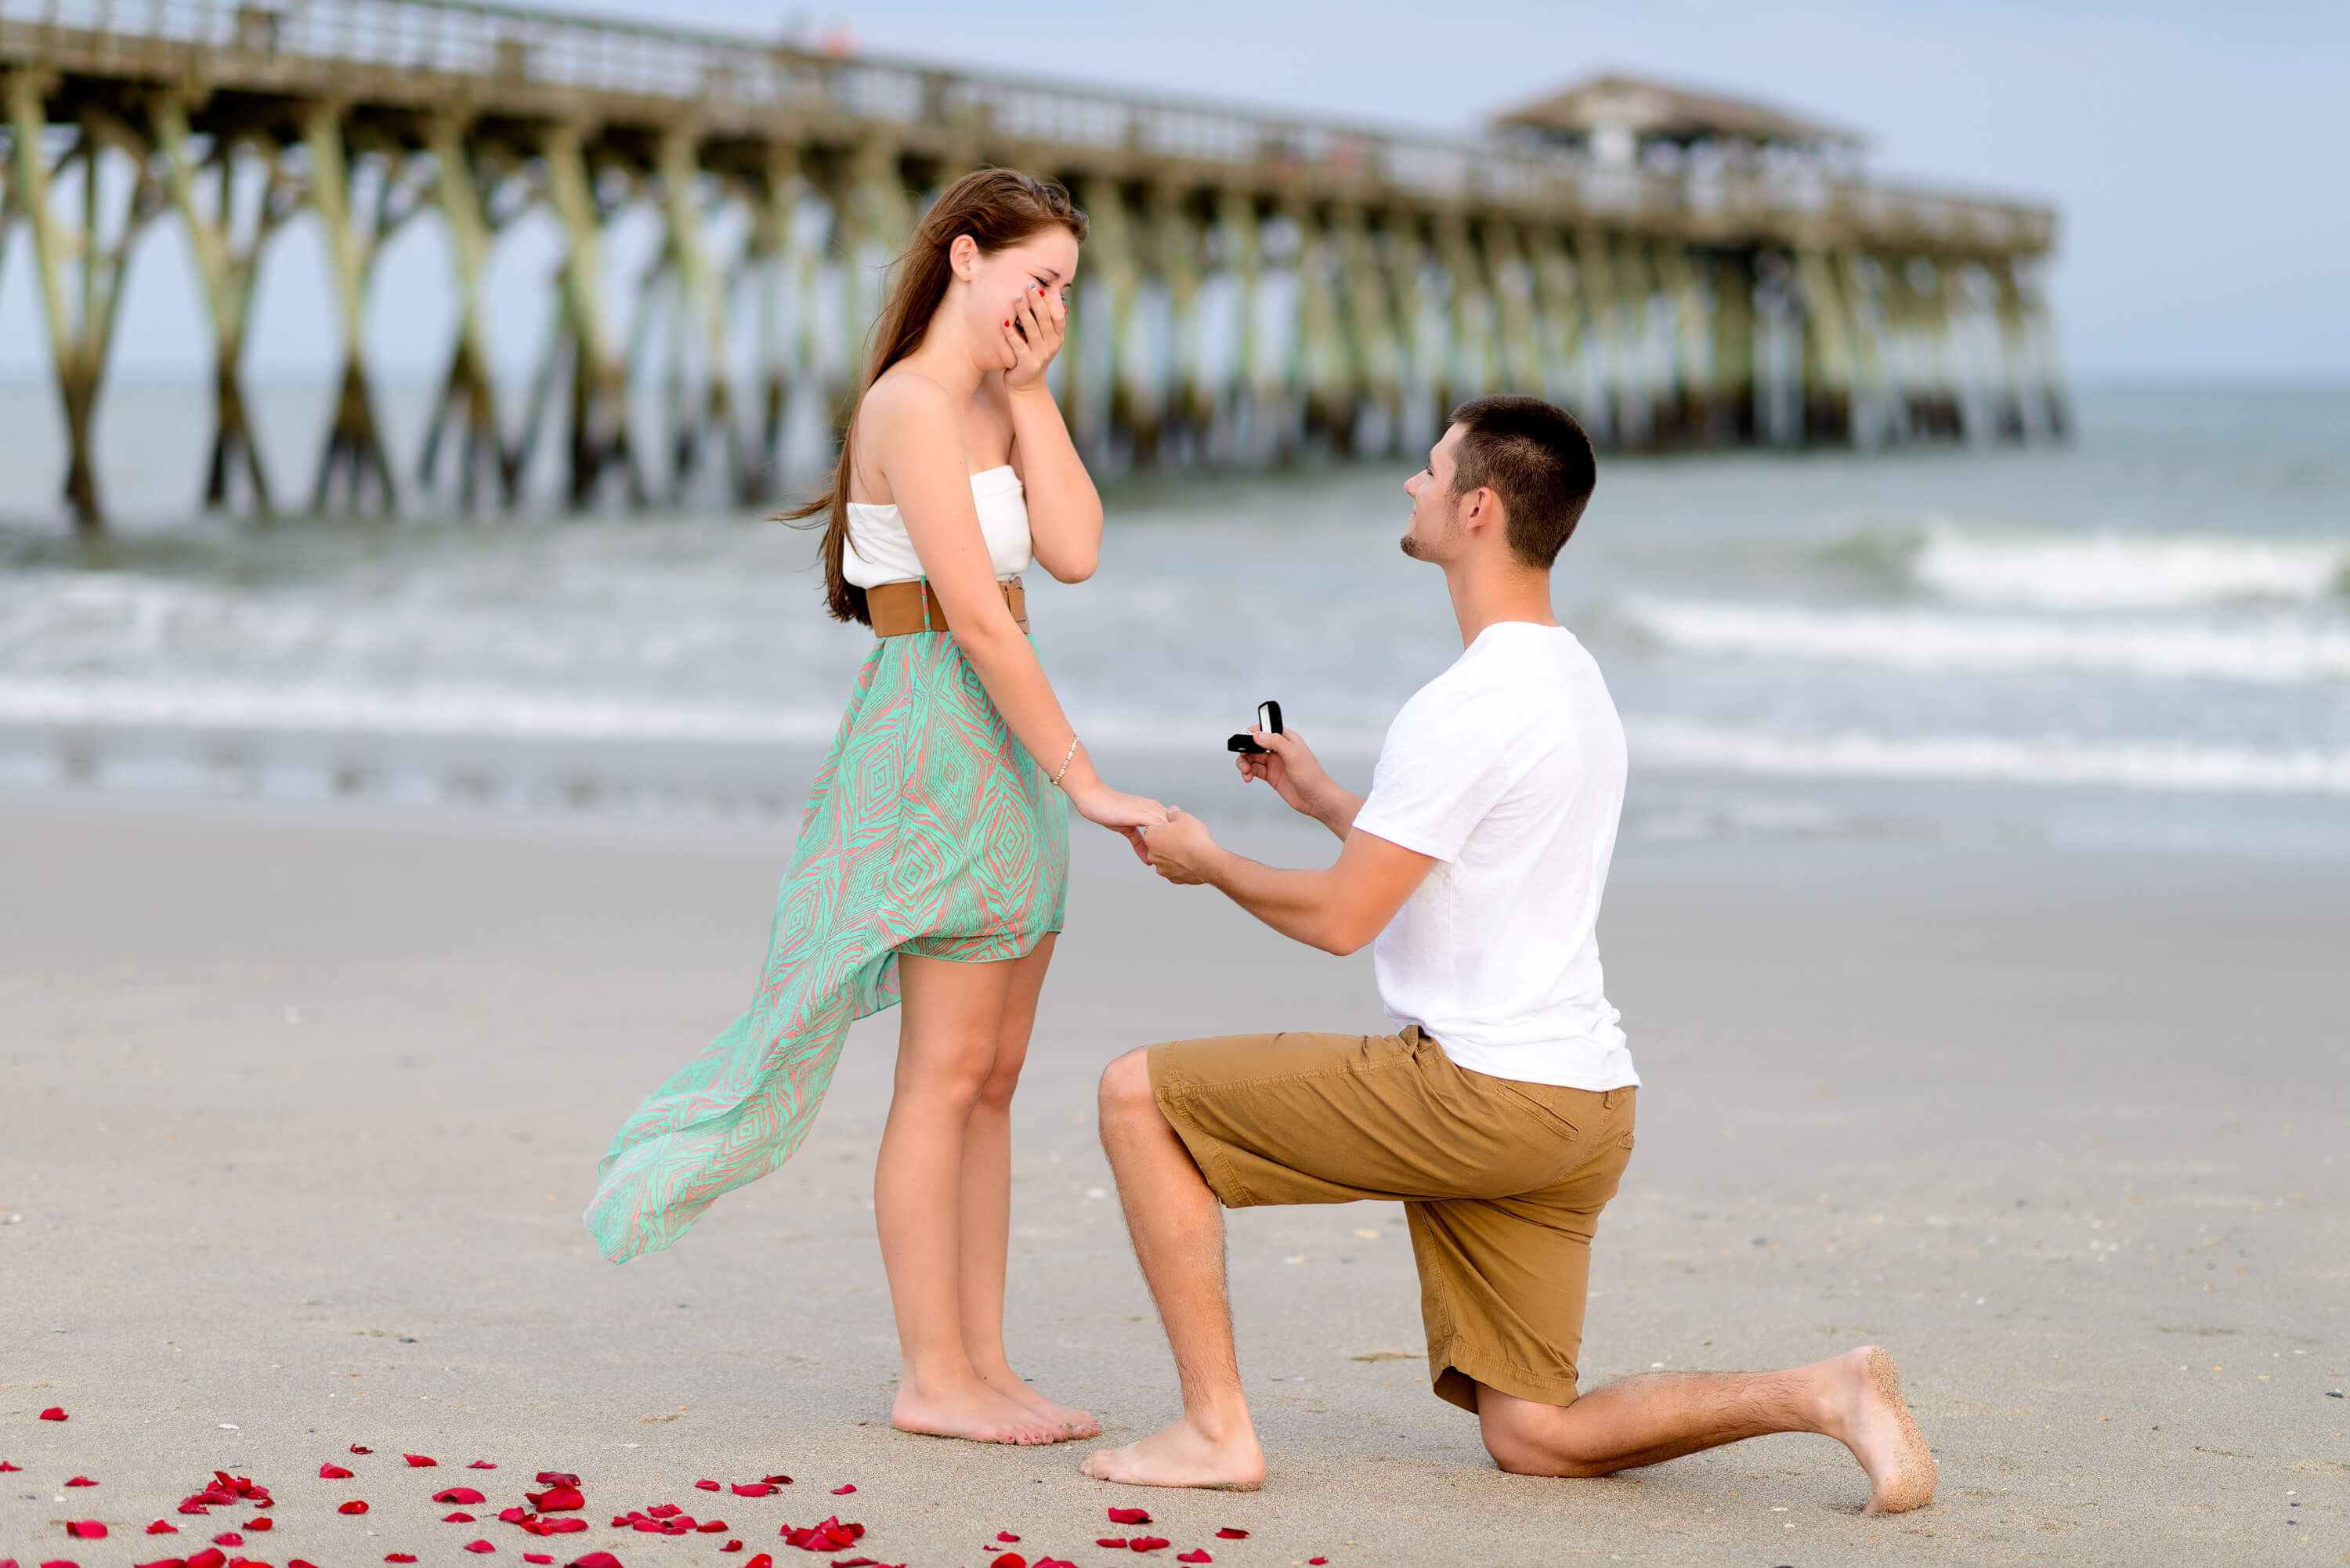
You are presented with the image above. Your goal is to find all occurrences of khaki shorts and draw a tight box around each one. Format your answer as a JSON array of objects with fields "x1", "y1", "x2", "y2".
[{"x1": 1149, "y1": 1026, "x2": 1635, "y2": 1414}]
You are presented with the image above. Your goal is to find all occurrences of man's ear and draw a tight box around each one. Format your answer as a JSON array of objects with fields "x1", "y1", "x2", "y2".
[{"x1": 1462, "y1": 485, "x2": 1501, "y2": 535}]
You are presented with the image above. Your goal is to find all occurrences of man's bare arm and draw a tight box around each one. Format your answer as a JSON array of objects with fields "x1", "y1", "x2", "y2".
[{"x1": 1146, "y1": 812, "x2": 1434, "y2": 956}]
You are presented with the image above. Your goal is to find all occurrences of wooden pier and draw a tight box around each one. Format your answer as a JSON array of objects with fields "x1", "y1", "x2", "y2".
[{"x1": 0, "y1": 0, "x2": 2067, "y2": 531}]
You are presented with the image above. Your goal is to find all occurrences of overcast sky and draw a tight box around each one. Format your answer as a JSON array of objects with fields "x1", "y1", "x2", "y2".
[{"x1": 2, "y1": 0, "x2": 2340, "y2": 382}]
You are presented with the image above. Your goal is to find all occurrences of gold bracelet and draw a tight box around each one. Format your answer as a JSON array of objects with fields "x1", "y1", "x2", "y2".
[{"x1": 1051, "y1": 737, "x2": 1079, "y2": 787}]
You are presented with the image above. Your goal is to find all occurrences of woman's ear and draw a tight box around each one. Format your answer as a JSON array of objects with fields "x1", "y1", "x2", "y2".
[{"x1": 949, "y1": 233, "x2": 980, "y2": 281}]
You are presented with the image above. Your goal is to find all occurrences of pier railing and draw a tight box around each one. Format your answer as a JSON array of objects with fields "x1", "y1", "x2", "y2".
[{"x1": 1, "y1": 0, "x2": 2052, "y2": 249}]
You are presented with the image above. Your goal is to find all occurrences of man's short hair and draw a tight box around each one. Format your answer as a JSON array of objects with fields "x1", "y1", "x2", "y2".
[{"x1": 1447, "y1": 396, "x2": 1597, "y2": 569}]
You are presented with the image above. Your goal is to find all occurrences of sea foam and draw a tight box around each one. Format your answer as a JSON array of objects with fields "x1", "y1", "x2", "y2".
[
  {"x1": 1632, "y1": 721, "x2": 2350, "y2": 796},
  {"x1": 1624, "y1": 597, "x2": 2350, "y2": 684},
  {"x1": 1911, "y1": 524, "x2": 2348, "y2": 610}
]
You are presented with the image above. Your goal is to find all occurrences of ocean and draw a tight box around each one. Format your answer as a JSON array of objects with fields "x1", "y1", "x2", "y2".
[{"x1": 2, "y1": 383, "x2": 2345, "y2": 855}]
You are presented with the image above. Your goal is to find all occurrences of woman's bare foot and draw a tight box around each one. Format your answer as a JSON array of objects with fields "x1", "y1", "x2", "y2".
[
  {"x1": 1819, "y1": 1346, "x2": 1936, "y2": 1514},
  {"x1": 978, "y1": 1367, "x2": 1101, "y2": 1441},
  {"x1": 1079, "y1": 1418, "x2": 1264, "y2": 1490},
  {"x1": 891, "y1": 1378, "x2": 1065, "y2": 1446}
]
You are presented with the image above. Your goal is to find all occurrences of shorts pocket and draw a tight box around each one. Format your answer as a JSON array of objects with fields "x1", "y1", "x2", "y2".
[{"x1": 1491, "y1": 1081, "x2": 1583, "y2": 1143}]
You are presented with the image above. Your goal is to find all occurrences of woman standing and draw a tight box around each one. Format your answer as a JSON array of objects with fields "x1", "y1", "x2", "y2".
[{"x1": 587, "y1": 171, "x2": 1163, "y2": 1446}]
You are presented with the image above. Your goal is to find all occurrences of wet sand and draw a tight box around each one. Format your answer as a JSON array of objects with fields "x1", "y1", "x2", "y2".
[{"x1": 2, "y1": 789, "x2": 2345, "y2": 1566}]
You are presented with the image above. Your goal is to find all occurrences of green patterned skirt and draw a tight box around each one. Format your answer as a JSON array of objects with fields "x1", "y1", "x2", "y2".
[{"x1": 584, "y1": 628, "x2": 1069, "y2": 1263}]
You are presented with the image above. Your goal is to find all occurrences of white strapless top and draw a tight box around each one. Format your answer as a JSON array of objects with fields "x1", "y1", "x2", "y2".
[{"x1": 843, "y1": 466, "x2": 1032, "y2": 587}]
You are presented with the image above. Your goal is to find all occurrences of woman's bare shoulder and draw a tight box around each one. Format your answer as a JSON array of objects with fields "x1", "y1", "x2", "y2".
[{"x1": 860, "y1": 367, "x2": 960, "y2": 432}]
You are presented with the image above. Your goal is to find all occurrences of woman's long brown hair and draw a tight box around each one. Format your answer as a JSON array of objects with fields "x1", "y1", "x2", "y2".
[{"x1": 780, "y1": 168, "x2": 1088, "y2": 625}]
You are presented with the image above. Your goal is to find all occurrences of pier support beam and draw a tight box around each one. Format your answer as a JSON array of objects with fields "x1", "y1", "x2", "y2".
[
  {"x1": 418, "y1": 117, "x2": 515, "y2": 511},
  {"x1": 154, "y1": 98, "x2": 287, "y2": 515},
  {"x1": 1432, "y1": 210, "x2": 1496, "y2": 414},
  {"x1": 1292, "y1": 199, "x2": 1351, "y2": 451},
  {"x1": 1146, "y1": 179, "x2": 1208, "y2": 461},
  {"x1": 1571, "y1": 226, "x2": 1619, "y2": 446},
  {"x1": 656, "y1": 125, "x2": 743, "y2": 502},
  {"x1": 1793, "y1": 244, "x2": 1858, "y2": 443},
  {"x1": 1521, "y1": 226, "x2": 1584, "y2": 424},
  {"x1": 1705, "y1": 250, "x2": 1757, "y2": 444},
  {"x1": 1331, "y1": 203, "x2": 1401, "y2": 457},
  {"x1": 7, "y1": 76, "x2": 164, "y2": 533},
  {"x1": 1076, "y1": 175, "x2": 1141, "y2": 466},
  {"x1": 1215, "y1": 187, "x2": 1263, "y2": 459},
  {"x1": 541, "y1": 122, "x2": 641, "y2": 508},
  {"x1": 303, "y1": 104, "x2": 402, "y2": 513}
]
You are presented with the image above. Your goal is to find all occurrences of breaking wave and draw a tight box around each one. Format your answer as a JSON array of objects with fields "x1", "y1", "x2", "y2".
[
  {"x1": 1909, "y1": 524, "x2": 2349, "y2": 610},
  {"x1": 1624, "y1": 597, "x2": 2350, "y2": 684},
  {"x1": 1632, "y1": 721, "x2": 2350, "y2": 796}
]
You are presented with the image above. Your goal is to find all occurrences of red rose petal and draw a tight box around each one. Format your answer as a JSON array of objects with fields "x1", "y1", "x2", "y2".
[
  {"x1": 146, "y1": 1523, "x2": 180, "y2": 1536},
  {"x1": 1309, "y1": 1559, "x2": 1328, "y2": 1565},
  {"x1": 696, "y1": 1522, "x2": 728, "y2": 1534},
  {"x1": 436, "y1": 1488, "x2": 489, "y2": 1505},
  {"x1": 1214, "y1": 1530, "x2": 1249, "y2": 1541},
  {"x1": 1130, "y1": 1540, "x2": 1171, "y2": 1554},
  {"x1": 527, "y1": 1487, "x2": 585, "y2": 1513},
  {"x1": 465, "y1": 1543, "x2": 496, "y2": 1555},
  {"x1": 729, "y1": 1484, "x2": 772, "y2": 1498},
  {"x1": 291, "y1": 1560, "x2": 322, "y2": 1568},
  {"x1": 721, "y1": 1545, "x2": 743, "y2": 1555},
  {"x1": 499, "y1": 1508, "x2": 531, "y2": 1524},
  {"x1": 997, "y1": 1534, "x2": 1021, "y2": 1545},
  {"x1": 403, "y1": 1455, "x2": 438, "y2": 1468},
  {"x1": 829, "y1": 1485, "x2": 855, "y2": 1496},
  {"x1": 39, "y1": 1407, "x2": 68, "y2": 1421},
  {"x1": 1177, "y1": 1553, "x2": 1212, "y2": 1564},
  {"x1": 541, "y1": 1519, "x2": 586, "y2": 1535},
  {"x1": 211, "y1": 1537, "x2": 243, "y2": 1548},
  {"x1": 743, "y1": 1558, "x2": 772, "y2": 1568},
  {"x1": 67, "y1": 1522, "x2": 108, "y2": 1540},
  {"x1": 564, "y1": 1555, "x2": 624, "y2": 1568},
  {"x1": 177, "y1": 1504, "x2": 211, "y2": 1516},
  {"x1": 524, "y1": 1558, "x2": 553, "y2": 1566},
  {"x1": 468, "y1": 1461, "x2": 498, "y2": 1470},
  {"x1": 990, "y1": 1554, "x2": 1027, "y2": 1568},
  {"x1": 760, "y1": 1476, "x2": 792, "y2": 1487},
  {"x1": 445, "y1": 1513, "x2": 479, "y2": 1523},
  {"x1": 386, "y1": 1556, "x2": 418, "y2": 1564},
  {"x1": 338, "y1": 1501, "x2": 370, "y2": 1516},
  {"x1": 134, "y1": 1558, "x2": 188, "y2": 1568},
  {"x1": 1096, "y1": 1542, "x2": 1127, "y2": 1551},
  {"x1": 64, "y1": 1477, "x2": 97, "y2": 1487},
  {"x1": 349, "y1": 1446, "x2": 372, "y2": 1455},
  {"x1": 319, "y1": 1465, "x2": 353, "y2": 1480},
  {"x1": 187, "y1": 1552, "x2": 229, "y2": 1568},
  {"x1": 1107, "y1": 1508, "x2": 1152, "y2": 1526},
  {"x1": 533, "y1": 1473, "x2": 580, "y2": 1487},
  {"x1": 0, "y1": 1461, "x2": 18, "y2": 1470}
]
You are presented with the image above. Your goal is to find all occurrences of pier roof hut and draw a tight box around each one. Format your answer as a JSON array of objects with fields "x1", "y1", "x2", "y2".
[{"x1": 1491, "y1": 72, "x2": 1865, "y2": 170}]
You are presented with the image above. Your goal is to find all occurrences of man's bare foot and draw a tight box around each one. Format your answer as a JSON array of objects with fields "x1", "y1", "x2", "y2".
[
  {"x1": 891, "y1": 1379, "x2": 1064, "y2": 1446},
  {"x1": 1819, "y1": 1346, "x2": 1936, "y2": 1514},
  {"x1": 978, "y1": 1367, "x2": 1101, "y2": 1441},
  {"x1": 1079, "y1": 1418, "x2": 1264, "y2": 1490}
]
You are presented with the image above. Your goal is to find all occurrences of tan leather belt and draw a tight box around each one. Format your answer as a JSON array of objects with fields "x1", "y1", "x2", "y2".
[{"x1": 867, "y1": 578, "x2": 1028, "y2": 637}]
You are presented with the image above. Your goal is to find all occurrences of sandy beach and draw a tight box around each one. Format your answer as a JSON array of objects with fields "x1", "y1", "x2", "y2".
[{"x1": 3, "y1": 788, "x2": 2345, "y2": 1567}]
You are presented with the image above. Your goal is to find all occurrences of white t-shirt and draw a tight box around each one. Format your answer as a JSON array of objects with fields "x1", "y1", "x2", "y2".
[{"x1": 1350, "y1": 621, "x2": 1637, "y2": 1091}]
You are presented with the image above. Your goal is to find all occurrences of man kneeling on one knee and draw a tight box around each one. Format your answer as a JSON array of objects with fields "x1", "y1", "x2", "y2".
[{"x1": 1086, "y1": 396, "x2": 1936, "y2": 1512}]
